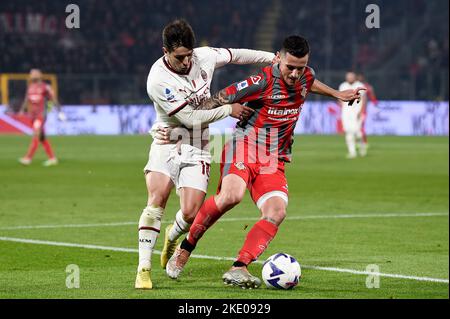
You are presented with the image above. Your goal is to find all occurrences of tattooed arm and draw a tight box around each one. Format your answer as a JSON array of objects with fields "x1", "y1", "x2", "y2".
[{"x1": 194, "y1": 89, "x2": 231, "y2": 110}]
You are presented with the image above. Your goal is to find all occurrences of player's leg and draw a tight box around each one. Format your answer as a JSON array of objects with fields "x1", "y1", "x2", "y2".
[
  {"x1": 223, "y1": 166, "x2": 288, "y2": 289},
  {"x1": 135, "y1": 170, "x2": 174, "y2": 289},
  {"x1": 166, "y1": 173, "x2": 248, "y2": 279},
  {"x1": 223, "y1": 197, "x2": 286, "y2": 289},
  {"x1": 40, "y1": 126, "x2": 58, "y2": 166},
  {"x1": 161, "y1": 157, "x2": 210, "y2": 268},
  {"x1": 357, "y1": 115, "x2": 368, "y2": 157},
  {"x1": 356, "y1": 128, "x2": 367, "y2": 157},
  {"x1": 19, "y1": 118, "x2": 41, "y2": 165},
  {"x1": 161, "y1": 186, "x2": 206, "y2": 269},
  {"x1": 361, "y1": 109, "x2": 369, "y2": 145},
  {"x1": 342, "y1": 111, "x2": 358, "y2": 159},
  {"x1": 345, "y1": 132, "x2": 357, "y2": 158}
]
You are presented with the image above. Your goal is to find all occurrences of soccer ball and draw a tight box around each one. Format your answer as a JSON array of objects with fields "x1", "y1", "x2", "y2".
[{"x1": 262, "y1": 253, "x2": 301, "y2": 289}]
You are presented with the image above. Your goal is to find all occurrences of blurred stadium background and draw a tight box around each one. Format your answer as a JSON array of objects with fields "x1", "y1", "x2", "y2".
[{"x1": 0, "y1": 0, "x2": 448, "y2": 105}]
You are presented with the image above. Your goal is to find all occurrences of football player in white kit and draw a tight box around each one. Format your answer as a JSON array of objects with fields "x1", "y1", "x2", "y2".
[
  {"x1": 338, "y1": 72, "x2": 367, "y2": 159},
  {"x1": 135, "y1": 19, "x2": 275, "y2": 289}
]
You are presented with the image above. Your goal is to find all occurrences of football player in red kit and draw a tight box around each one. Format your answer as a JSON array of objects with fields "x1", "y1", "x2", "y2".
[
  {"x1": 165, "y1": 35, "x2": 365, "y2": 288},
  {"x1": 357, "y1": 73, "x2": 378, "y2": 148},
  {"x1": 19, "y1": 69, "x2": 63, "y2": 166}
]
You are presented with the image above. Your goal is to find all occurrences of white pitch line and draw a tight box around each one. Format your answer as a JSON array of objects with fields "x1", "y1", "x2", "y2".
[
  {"x1": 0, "y1": 212, "x2": 448, "y2": 230},
  {"x1": 0, "y1": 221, "x2": 137, "y2": 230},
  {"x1": 0, "y1": 236, "x2": 448, "y2": 284}
]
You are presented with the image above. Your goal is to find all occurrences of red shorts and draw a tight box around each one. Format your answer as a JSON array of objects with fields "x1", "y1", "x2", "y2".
[{"x1": 218, "y1": 142, "x2": 289, "y2": 209}]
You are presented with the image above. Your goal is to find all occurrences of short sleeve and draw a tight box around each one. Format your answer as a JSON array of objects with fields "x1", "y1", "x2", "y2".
[
  {"x1": 223, "y1": 71, "x2": 269, "y2": 104},
  {"x1": 197, "y1": 47, "x2": 232, "y2": 68}
]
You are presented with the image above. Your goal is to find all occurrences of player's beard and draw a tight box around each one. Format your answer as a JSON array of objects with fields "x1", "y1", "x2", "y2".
[{"x1": 286, "y1": 76, "x2": 298, "y2": 86}]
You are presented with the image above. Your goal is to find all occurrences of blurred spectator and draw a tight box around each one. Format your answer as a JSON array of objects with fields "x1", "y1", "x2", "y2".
[{"x1": 0, "y1": 0, "x2": 447, "y2": 103}]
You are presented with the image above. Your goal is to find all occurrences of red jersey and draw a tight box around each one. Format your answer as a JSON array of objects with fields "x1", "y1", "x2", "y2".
[
  {"x1": 223, "y1": 64, "x2": 315, "y2": 162},
  {"x1": 362, "y1": 81, "x2": 378, "y2": 105},
  {"x1": 26, "y1": 82, "x2": 53, "y2": 117}
]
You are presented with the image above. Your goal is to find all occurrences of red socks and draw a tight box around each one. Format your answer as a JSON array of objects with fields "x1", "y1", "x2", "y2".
[
  {"x1": 25, "y1": 137, "x2": 39, "y2": 159},
  {"x1": 25, "y1": 137, "x2": 55, "y2": 160},
  {"x1": 41, "y1": 139, "x2": 55, "y2": 159},
  {"x1": 185, "y1": 197, "x2": 279, "y2": 267},
  {"x1": 237, "y1": 219, "x2": 278, "y2": 265},
  {"x1": 187, "y1": 196, "x2": 224, "y2": 247}
]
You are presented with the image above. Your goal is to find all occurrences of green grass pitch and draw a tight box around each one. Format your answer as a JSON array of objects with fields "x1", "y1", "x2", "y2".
[{"x1": 0, "y1": 135, "x2": 448, "y2": 299}]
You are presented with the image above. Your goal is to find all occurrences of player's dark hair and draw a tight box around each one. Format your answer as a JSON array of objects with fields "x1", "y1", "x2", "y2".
[
  {"x1": 162, "y1": 19, "x2": 195, "y2": 52},
  {"x1": 281, "y1": 35, "x2": 310, "y2": 58}
]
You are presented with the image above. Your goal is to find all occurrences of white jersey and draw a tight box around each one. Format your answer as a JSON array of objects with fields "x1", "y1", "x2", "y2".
[
  {"x1": 338, "y1": 80, "x2": 366, "y2": 110},
  {"x1": 147, "y1": 47, "x2": 228, "y2": 127},
  {"x1": 147, "y1": 47, "x2": 274, "y2": 129},
  {"x1": 144, "y1": 47, "x2": 274, "y2": 192},
  {"x1": 339, "y1": 80, "x2": 366, "y2": 133}
]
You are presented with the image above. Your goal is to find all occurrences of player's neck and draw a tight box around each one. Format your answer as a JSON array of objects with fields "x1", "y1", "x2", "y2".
[{"x1": 163, "y1": 56, "x2": 190, "y2": 75}]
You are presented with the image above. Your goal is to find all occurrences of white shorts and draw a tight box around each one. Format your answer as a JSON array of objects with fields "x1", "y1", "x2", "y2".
[{"x1": 143, "y1": 143, "x2": 212, "y2": 194}]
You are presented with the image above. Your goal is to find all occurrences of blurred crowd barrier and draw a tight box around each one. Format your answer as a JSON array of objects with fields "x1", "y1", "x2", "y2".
[
  {"x1": 1, "y1": 101, "x2": 448, "y2": 136},
  {"x1": 4, "y1": 69, "x2": 448, "y2": 111}
]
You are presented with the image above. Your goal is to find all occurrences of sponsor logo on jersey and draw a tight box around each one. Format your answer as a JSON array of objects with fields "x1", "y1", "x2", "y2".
[
  {"x1": 267, "y1": 107, "x2": 300, "y2": 116},
  {"x1": 250, "y1": 75, "x2": 262, "y2": 85},
  {"x1": 186, "y1": 87, "x2": 210, "y2": 107},
  {"x1": 268, "y1": 94, "x2": 287, "y2": 99},
  {"x1": 165, "y1": 88, "x2": 175, "y2": 101},
  {"x1": 236, "y1": 80, "x2": 249, "y2": 91},
  {"x1": 234, "y1": 162, "x2": 246, "y2": 171}
]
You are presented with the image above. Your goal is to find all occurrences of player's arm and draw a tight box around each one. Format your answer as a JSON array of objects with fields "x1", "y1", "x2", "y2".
[
  {"x1": 171, "y1": 103, "x2": 254, "y2": 129},
  {"x1": 211, "y1": 47, "x2": 275, "y2": 68},
  {"x1": 227, "y1": 49, "x2": 275, "y2": 65},
  {"x1": 149, "y1": 83, "x2": 252, "y2": 129},
  {"x1": 311, "y1": 79, "x2": 366, "y2": 103},
  {"x1": 196, "y1": 73, "x2": 267, "y2": 111},
  {"x1": 194, "y1": 89, "x2": 233, "y2": 110},
  {"x1": 46, "y1": 85, "x2": 60, "y2": 111},
  {"x1": 46, "y1": 85, "x2": 66, "y2": 121}
]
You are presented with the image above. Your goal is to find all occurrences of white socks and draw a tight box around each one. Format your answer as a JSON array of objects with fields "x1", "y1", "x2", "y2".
[
  {"x1": 346, "y1": 133, "x2": 357, "y2": 157},
  {"x1": 138, "y1": 205, "x2": 164, "y2": 271},
  {"x1": 168, "y1": 209, "x2": 192, "y2": 242}
]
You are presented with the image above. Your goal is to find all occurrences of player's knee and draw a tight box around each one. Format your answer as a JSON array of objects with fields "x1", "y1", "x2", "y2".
[
  {"x1": 139, "y1": 205, "x2": 164, "y2": 227},
  {"x1": 263, "y1": 207, "x2": 286, "y2": 225},
  {"x1": 180, "y1": 206, "x2": 198, "y2": 223},
  {"x1": 218, "y1": 190, "x2": 244, "y2": 208},
  {"x1": 147, "y1": 190, "x2": 168, "y2": 207}
]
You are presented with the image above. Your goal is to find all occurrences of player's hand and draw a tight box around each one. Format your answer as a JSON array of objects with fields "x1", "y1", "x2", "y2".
[
  {"x1": 58, "y1": 112, "x2": 67, "y2": 121},
  {"x1": 337, "y1": 87, "x2": 366, "y2": 105},
  {"x1": 230, "y1": 103, "x2": 254, "y2": 121},
  {"x1": 150, "y1": 125, "x2": 172, "y2": 144}
]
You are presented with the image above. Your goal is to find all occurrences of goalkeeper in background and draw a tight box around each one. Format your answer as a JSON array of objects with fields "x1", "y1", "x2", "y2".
[{"x1": 18, "y1": 69, "x2": 65, "y2": 166}]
